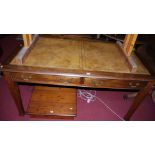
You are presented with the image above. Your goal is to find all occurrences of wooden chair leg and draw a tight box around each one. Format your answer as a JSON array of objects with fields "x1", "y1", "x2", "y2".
[
  {"x1": 124, "y1": 81, "x2": 154, "y2": 121},
  {"x1": 3, "y1": 72, "x2": 25, "y2": 116}
]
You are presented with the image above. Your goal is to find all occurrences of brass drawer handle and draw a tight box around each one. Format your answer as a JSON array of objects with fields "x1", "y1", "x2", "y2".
[
  {"x1": 21, "y1": 75, "x2": 32, "y2": 81},
  {"x1": 129, "y1": 82, "x2": 140, "y2": 88},
  {"x1": 24, "y1": 78, "x2": 29, "y2": 81},
  {"x1": 136, "y1": 83, "x2": 140, "y2": 86},
  {"x1": 64, "y1": 81, "x2": 69, "y2": 84}
]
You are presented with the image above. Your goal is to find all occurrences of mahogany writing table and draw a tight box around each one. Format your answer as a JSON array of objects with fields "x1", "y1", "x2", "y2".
[{"x1": 1, "y1": 35, "x2": 155, "y2": 120}]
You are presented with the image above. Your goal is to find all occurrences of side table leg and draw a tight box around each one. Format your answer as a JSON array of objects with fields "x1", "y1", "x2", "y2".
[
  {"x1": 3, "y1": 72, "x2": 25, "y2": 116},
  {"x1": 124, "y1": 81, "x2": 154, "y2": 121}
]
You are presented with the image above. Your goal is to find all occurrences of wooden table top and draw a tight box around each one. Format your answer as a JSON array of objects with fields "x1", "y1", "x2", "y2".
[{"x1": 10, "y1": 37, "x2": 149, "y2": 75}]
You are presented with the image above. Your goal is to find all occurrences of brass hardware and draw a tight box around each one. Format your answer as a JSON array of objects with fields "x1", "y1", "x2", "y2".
[
  {"x1": 21, "y1": 74, "x2": 31, "y2": 81},
  {"x1": 130, "y1": 85, "x2": 137, "y2": 88},
  {"x1": 129, "y1": 82, "x2": 132, "y2": 86},
  {"x1": 24, "y1": 78, "x2": 29, "y2": 81},
  {"x1": 64, "y1": 81, "x2": 69, "y2": 84},
  {"x1": 129, "y1": 82, "x2": 137, "y2": 88},
  {"x1": 136, "y1": 83, "x2": 140, "y2": 86}
]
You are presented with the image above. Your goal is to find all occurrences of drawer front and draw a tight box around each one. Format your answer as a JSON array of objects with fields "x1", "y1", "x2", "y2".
[
  {"x1": 10, "y1": 72, "x2": 148, "y2": 89},
  {"x1": 84, "y1": 78, "x2": 147, "y2": 89},
  {"x1": 11, "y1": 72, "x2": 80, "y2": 86}
]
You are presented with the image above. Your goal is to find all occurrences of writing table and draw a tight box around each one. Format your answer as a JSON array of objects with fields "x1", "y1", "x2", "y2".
[{"x1": 1, "y1": 35, "x2": 155, "y2": 120}]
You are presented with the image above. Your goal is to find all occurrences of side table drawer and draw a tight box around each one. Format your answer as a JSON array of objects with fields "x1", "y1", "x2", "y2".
[
  {"x1": 84, "y1": 78, "x2": 147, "y2": 89},
  {"x1": 10, "y1": 72, "x2": 80, "y2": 86}
]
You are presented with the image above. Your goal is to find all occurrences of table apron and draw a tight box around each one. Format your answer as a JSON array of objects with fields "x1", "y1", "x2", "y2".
[{"x1": 9, "y1": 72, "x2": 149, "y2": 89}]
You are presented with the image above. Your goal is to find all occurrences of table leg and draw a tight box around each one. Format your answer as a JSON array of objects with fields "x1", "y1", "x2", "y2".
[
  {"x1": 124, "y1": 81, "x2": 154, "y2": 121},
  {"x1": 3, "y1": 72, "x2": 25, "y2": 116}
]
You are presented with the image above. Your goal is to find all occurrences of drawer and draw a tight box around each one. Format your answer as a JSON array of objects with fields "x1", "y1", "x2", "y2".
[
  {"x1": 10, "y1": 72, "x2": 80, "y2": 86},
  {"x1": 84, "y1": 78, "x2": 147, "y2": 89}
]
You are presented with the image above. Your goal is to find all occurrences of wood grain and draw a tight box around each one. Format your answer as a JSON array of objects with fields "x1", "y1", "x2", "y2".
[
  {"x1": 12, "y1": 34, "x2": 39, "y2": 64},
  {"x1": 22, "y1": 34, "x2": 29, "y2": 47},
  {"x1": 117, "y1": 41, "x2": 137, "y2": 73},
  {"x1": 10, "y1": 72, "x2": 80, "y2": 87},
  {"x1": 29, "y1": 115, "x2": 74, "y2": 120},
  {"x1": 3, "y1": 64, "x2": 154, "y2": 81},
  {"x1": 123, "y1": 34, "x2": 131, "y2": 50},
  {"x1": 124, "y1": 81, "x2": 155, "y2": 120},
  {"x1": 123, "y1": 34, "x2": 138, "y2": 56},
  {"x1": 84, "y1": 78, "x2": 147, "y2": 89},
  {"x1": 126, "y1": 34, "x2": 138, "y2": 56},
  {"x1": 27, "y1": 86, "x2": 77, "y2": 116},
  {"x1": 3, "y1": 72, "x2": 25, "y2": 115},
  {"x1": 28, "y1": 34, "x2": 32, "y2": 43}
]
